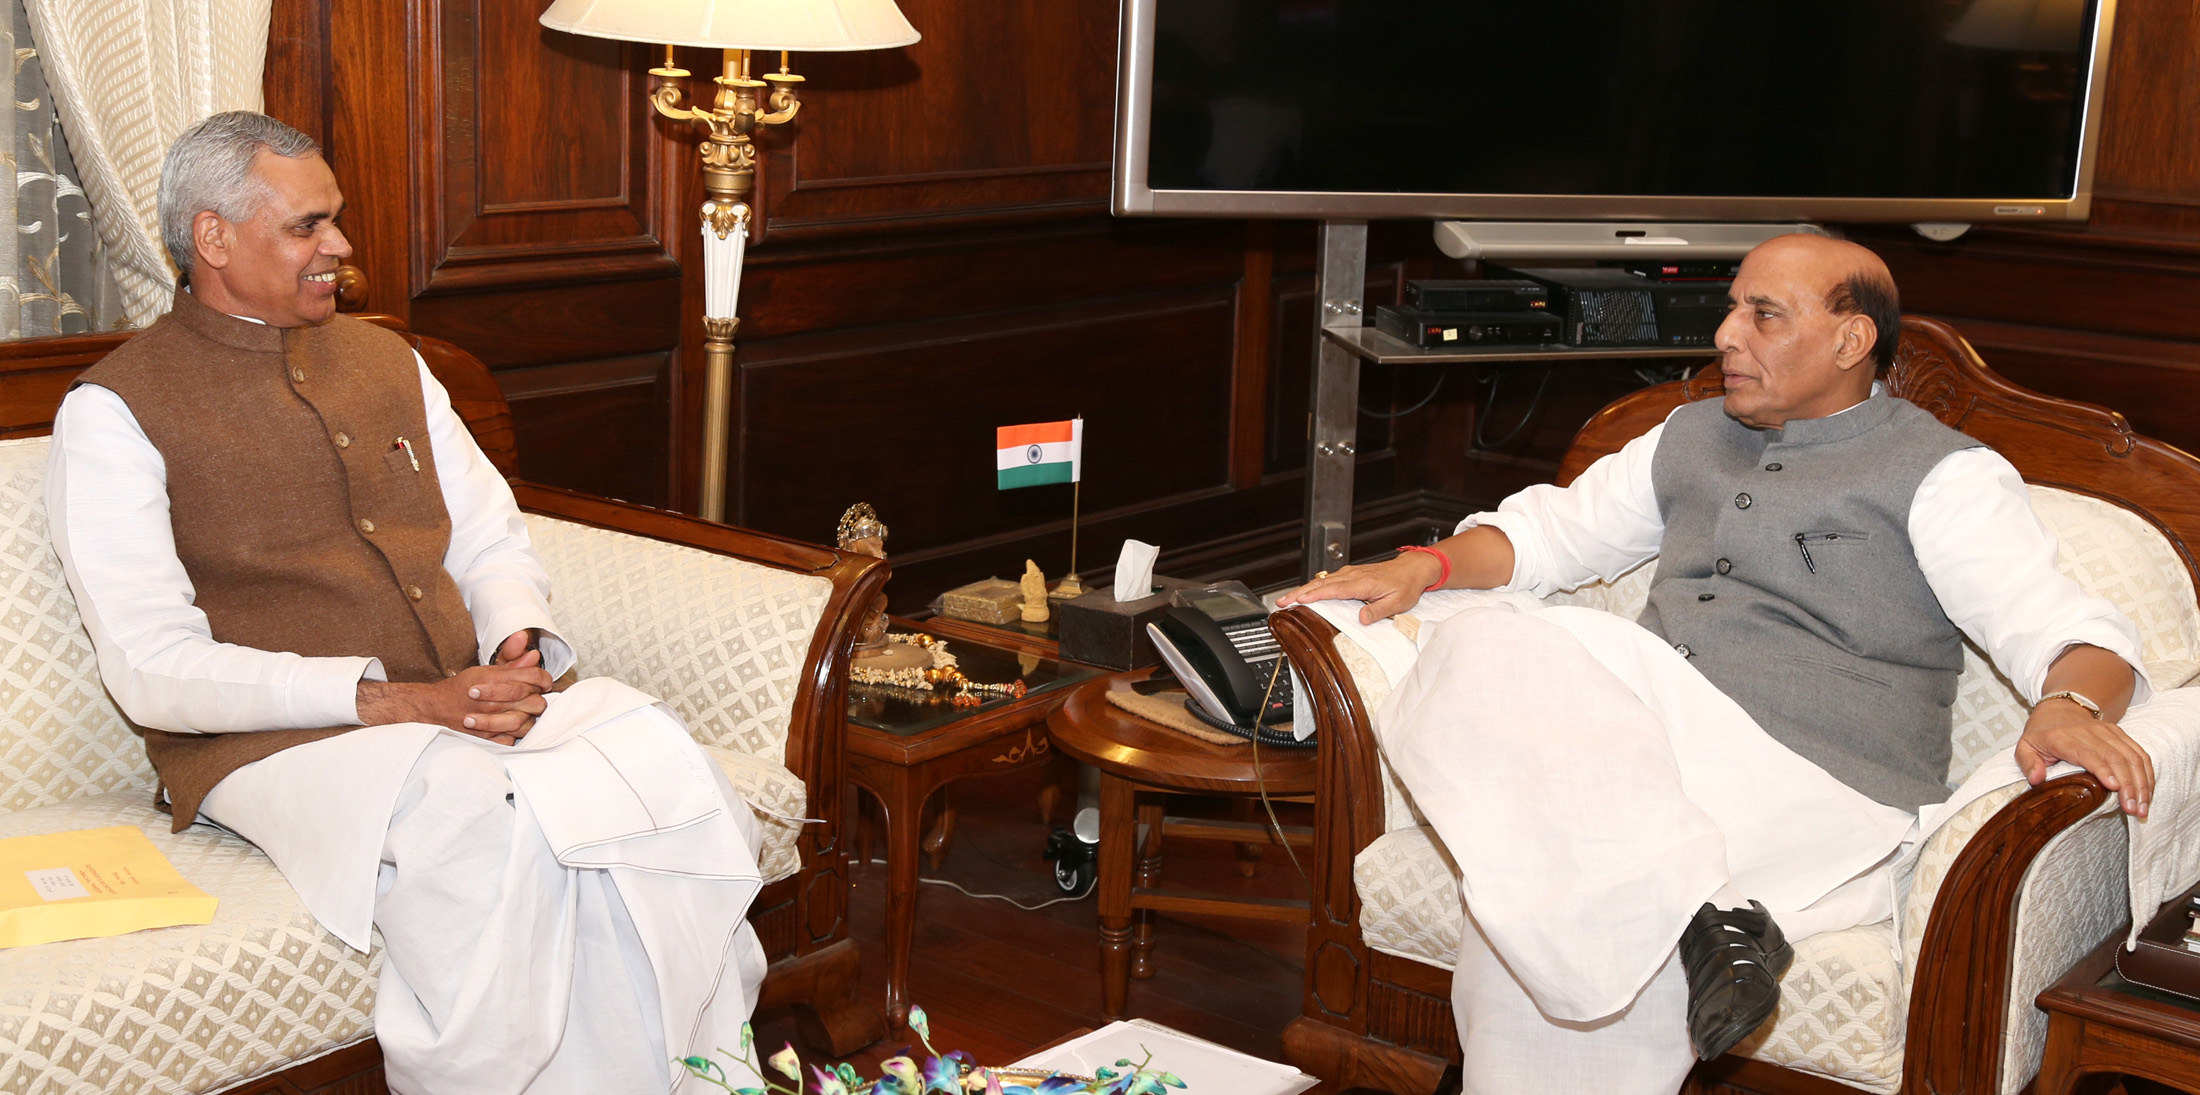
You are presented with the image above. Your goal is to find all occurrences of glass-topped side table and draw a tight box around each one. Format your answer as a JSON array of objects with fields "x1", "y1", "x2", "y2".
[
  {"x1": 844, "y1": 618, "x2": 1100, "y2": 1028},
  {"x1": 2036, "y1": 924, "x2": 2200, "y2": 1095}
]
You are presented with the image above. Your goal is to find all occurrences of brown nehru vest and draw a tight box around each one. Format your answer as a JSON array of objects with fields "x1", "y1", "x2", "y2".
[{"x1": 75, "y1": 288, "x2": 479, "y2": 830}]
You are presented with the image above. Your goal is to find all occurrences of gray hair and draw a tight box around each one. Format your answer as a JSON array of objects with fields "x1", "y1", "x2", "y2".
[{"x1": 158, "y1": 111, "x2": 320, "y2": 278}]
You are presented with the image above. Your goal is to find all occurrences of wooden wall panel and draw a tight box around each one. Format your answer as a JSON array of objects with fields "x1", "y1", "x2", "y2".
[
  {"x1": 756, "y1": 0, "x2": 1117, "y2": 239},
  {"x1": 417, "y1": 0, "x2": 677, "y2": 291},
  {"x1": 734, "y1": 290, "x2": 1236, "y2": 552}
]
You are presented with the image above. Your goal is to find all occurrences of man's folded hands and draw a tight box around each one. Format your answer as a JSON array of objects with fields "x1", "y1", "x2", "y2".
[{"x1": 356, "y1": 631, "x2": 554, "y2": 745}]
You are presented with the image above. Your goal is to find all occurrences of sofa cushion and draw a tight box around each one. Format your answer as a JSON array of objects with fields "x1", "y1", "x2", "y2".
[
  {"x1": 1355, "y1": 824, "x2": 1905, "y2": 1091},
  {"x1": 0, "y1": 792, "x2": 378, "y2": 1094},
  {"x1": 527, "y1": 516, "x2": 835, "y2": 764},
  {"x1": 1732, "y1": 921, "x2": 1904, "y2": 1093},
  {"x1": 0, "y1": 437, "x2": 157, "y2": 815},
  {"x1": 705, "y1": 745, "x2": 807, "y2": 884}
]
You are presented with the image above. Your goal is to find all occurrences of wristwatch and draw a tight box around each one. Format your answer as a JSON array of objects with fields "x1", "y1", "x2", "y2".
[{"x1": 2038, "y1": 690, "x2": 2104, "y2": 720}]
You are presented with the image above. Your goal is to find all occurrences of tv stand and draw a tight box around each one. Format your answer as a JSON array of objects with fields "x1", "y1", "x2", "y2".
[{"x1": 1300, "y1": 220, "x2": 1716, "y2": 577}]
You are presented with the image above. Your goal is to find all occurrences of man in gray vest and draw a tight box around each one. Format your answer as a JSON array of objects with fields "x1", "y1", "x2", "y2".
[{"x1": 1281, "y1": 234, "x2": 2152, "y2": 1093}]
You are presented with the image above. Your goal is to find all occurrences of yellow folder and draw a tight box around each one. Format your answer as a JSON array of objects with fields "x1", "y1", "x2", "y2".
[{"x1": 0, "y1": 826, "x2": 218, "y2": 948}]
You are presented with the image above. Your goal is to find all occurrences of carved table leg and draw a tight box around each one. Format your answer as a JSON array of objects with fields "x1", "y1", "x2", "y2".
[
  {"x1": 923, "y1": 795, "x2": 958, "y2": 872},
  {"x1": 1098, "y1": 772, "x2": 1138, "y2": 1019},
  {"x1": 1231, "y1": 797, "x2": 1263, "y2": 878},
  {"x1": 874, "y1": 763, "x2": 934, "y2": 1030},
  {"x1": 1132, "y1": 798, "x2": 1165, "y2": 980}
]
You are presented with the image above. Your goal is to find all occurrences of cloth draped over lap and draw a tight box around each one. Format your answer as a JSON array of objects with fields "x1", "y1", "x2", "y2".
[
  {"x1": 206, "y1": 677, "x2": 768, "y2": 1095},
  {"x1": 1307, "y1": 588, "x2": 2200, "y2": 976},
  {"x1": 201, "y1": 677, "x2": 763, "y2": 953}
]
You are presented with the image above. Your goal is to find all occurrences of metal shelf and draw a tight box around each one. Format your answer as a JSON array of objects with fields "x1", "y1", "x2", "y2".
[{"x1": 1325, "y1": 325, "x2": 1720, "y2": 366}]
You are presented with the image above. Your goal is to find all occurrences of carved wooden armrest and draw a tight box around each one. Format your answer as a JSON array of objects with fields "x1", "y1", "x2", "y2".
[
  {"x1": 513, "y1": 481, "x2": 887, "y2": 955},
  {"x1": 1274, "y1": 607, "x2": 1394, "y2": 936},
  {"x1": 1902, "y1": 772, "x2": 2110, "y2": 1095}
]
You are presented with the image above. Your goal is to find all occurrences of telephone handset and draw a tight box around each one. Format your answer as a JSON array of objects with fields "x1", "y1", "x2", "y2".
[{"x1": 1144, "y1": 584, "x2": 1305, "y2": 746}]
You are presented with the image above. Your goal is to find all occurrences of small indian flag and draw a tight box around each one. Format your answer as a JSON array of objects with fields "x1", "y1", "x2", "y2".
[{"x1": 996, "y1": 418, "x2": 1082, "y2": 489}]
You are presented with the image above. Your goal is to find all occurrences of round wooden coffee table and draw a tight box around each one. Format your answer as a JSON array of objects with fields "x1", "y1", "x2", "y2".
[{"x1": 1046, "y1": 668, "x2": 1319, "y2": 1018}]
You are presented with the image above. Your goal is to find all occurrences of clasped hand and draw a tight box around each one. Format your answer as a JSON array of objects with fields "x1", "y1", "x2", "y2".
[{"x1": 355, "y1": 631, "x2": 554, "y2": 745}]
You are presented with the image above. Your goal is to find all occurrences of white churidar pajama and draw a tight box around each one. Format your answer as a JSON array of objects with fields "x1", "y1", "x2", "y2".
[
  {"x1": 201, "y1": 680, "x2": 768, "y2": 1095},
  {"x1": 47, "y1": 350, "x2": 771, "y2": 1094},
  {"x1": 1319, "y1": 399, "x2": 2149, "y2": 1095}
]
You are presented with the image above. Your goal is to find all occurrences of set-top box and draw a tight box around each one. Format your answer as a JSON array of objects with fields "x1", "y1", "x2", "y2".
[
  {"x1": 1489, "y1": 266, "x2": 1731, "y2": 348},
  {"x1": 1373, "y1": 306, "x2": 1562, "y2": 349},
  {"x1": 1403, "y1": 279, "x2": 1548, "y2": 312}
]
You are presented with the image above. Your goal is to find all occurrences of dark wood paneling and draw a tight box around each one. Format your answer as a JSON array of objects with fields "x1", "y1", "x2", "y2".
[
  {"x1": 416, "y1": 0, "x2": 677, "y2": 292},
  {"x1": 503, "y1": 354, "x2": 670, "y2": 504},
  {"x1": 756, "y1": 0, "x2": 1117, "y2": 239},
  {"x1": 405, "y1": 279, "x2": 681, "y2": 368},
  {"x1": 735, "y1": 290, "x2": 1237, "y2": 552}
]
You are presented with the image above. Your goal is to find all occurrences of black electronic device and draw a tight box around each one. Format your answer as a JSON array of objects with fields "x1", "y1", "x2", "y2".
[
  {"x1": 1624, "y1": 261, "x2": 1741, "y2": 282},
  {"x1": 1144, "y1": 587, "x2": 1302, "y2": 745},
  {"x1": 1404, "y1": 279, "x2": 1548, "y2": 312},
  {"x1": 1490, "y1": 266, "x2": 1731, "y2": 348},
  {"x1": 1374, "y1": 306, "x2": 1562, "y2": 349}
]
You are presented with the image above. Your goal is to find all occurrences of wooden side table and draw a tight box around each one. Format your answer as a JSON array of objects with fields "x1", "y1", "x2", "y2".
[
  {"x1": 1045, "y1": 669, "x2": 1318, "y2": 1019},
  {"x1": 845, "y1": 621, "x2": 1099, "y2": 1029},
  {"x1": 2037, "y1": 926, "x2": 2200, "y2": 1095}
]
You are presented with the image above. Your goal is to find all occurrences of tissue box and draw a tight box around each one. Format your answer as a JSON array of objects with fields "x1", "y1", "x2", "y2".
[{"x1": 1057, "y1": 575, "x2": 1201, "y2": 669}]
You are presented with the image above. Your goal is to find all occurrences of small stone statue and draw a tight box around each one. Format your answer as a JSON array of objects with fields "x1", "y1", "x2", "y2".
[
  {"x1": 836, "y1": 503, "x2": 891, "y2": 651},
  {"x1": 1020, "y1": 559, "x2": 1051, "y2": 623}
]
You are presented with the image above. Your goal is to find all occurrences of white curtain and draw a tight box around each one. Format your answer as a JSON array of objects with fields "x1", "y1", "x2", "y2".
[
  {"x1": 4, "y1": 0, "x2": 125, "y2": 338},
  {"x1": 21, "y1": 0, "x2": 271, "y2": 327}
]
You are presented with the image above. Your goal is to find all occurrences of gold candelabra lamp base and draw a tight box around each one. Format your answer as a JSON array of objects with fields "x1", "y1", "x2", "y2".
[{"x1": 649, "y1": 46, "x2": 804, "y2": 522}]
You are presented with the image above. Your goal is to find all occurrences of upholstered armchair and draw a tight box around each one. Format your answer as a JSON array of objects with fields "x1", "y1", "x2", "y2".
[
  {"x1": 0, "y1": 322, "x2": 884, "y2": 1093},
  {"x1": 1273, "y1": 318, "x2": 2200, "y2": 1095}
]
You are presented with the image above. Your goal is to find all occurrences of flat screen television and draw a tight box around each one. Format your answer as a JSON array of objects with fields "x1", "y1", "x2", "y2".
[{"x1": 1112, "y1": 0, "x2": 2117, "y2": 226}]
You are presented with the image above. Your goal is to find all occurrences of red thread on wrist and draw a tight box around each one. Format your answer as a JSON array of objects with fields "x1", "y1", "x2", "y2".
[{"x1": 1396, "y1": 544, "x2": 1451, "y2": 591}]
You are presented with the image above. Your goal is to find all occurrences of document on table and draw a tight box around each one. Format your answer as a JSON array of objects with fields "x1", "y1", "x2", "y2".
[{"x1": 1012, "y1": 1019, "x2": 1318, "y2": 1095}]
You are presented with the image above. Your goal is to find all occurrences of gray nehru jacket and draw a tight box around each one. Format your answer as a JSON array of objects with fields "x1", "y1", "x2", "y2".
[{"x1": 1637, "y1": 395, "x2": 1981, "y2": 809}]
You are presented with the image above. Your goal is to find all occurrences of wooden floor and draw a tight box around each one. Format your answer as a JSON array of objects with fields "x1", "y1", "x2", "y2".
[{"x1": 748, "y1": 762, "x2": 1316, "y2": 1078}]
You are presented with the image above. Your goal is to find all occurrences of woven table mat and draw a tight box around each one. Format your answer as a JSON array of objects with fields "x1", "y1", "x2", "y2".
[{"x1": 1105, "y1": 688, "x2": 1245, "y2": 746}]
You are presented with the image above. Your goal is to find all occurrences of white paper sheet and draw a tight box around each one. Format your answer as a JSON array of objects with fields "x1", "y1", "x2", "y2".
[{"x1": 1012, "y1": 1019, "x2": 1317, "y2": 1094}]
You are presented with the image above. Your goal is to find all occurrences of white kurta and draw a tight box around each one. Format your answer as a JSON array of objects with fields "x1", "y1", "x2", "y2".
[
  {"x1": 1330, "y1": 399, "x2": 2148, "y2": 1094},
  {"x1": 46, "y1": 358, "x2": 769, "y2": 1094}
]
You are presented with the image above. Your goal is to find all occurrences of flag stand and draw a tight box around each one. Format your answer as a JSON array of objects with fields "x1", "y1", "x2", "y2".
[{"x1": 1054, "y1": 422, "x2": 1086, "y2": 597}]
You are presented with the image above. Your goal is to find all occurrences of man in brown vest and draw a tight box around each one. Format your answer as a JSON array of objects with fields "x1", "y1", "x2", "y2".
[{"x1": 46, "y1": 112, "x2": 769, "y2": 1094}]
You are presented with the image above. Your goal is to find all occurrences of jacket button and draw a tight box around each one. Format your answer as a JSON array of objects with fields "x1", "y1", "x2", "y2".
[
  {"x1": 1674, "y1": 643, "x2": 1693, "y2": 658},
  {"x1": 1715, "y1": 558, "x2": 1732, "y2": 575},
  {"x1": 335, "y1": 432, "x2": 351, "y2": 449},
  {"x1": 290, "y1": 367, "x2": 307, "y2": 383},
  {"x1": 406, "y1": 585, "x2": 424, "y2": 601},
  {"x1": 357, "y1": 518, "x2": 375, "y2": 534},
  {"x1": 1734, "y1": 493, "x2": 1752, "y2": 509},
  {"x1": 1699, "y1": 593, "x2": 1716, "y2": 601},
  {"x1": 1764, "y1": 462, "x2": 1783, "y2": 471}
]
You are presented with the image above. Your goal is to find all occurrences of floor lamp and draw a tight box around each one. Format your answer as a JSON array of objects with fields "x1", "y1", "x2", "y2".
[{"x1": 540, "y1": 0, "x2": 920, "y2": 522}]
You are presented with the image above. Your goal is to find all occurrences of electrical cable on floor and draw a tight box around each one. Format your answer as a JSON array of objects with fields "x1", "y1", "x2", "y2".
[
  {"x1": 1471, "y1": 365, "x2": 1556, "y2": 450},
  {"x1": 1359, "y1": 374, "x2": 1445, "y2": 419},
  {"x1": 862, "y1": 858, "x2": 1097, "y2": 910}
]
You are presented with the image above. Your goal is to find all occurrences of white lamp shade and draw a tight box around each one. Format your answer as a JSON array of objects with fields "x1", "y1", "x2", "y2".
[{"x1": 539, "y1": 0, "x2": 919, "y2": 51}]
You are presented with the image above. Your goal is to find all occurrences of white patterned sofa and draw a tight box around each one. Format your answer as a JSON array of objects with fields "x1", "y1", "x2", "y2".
[
  {"x1": 1272, "y1": 317, "x2": 2200, "y2": 1095},
  {"x1": 0, "y1": 324, "x2": 887, "y2": 1094}
]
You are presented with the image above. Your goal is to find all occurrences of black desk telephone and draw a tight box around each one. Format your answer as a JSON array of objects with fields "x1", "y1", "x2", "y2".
[{"x1": 1145, "y1": 584, "x2": 1307, "y2": 746}]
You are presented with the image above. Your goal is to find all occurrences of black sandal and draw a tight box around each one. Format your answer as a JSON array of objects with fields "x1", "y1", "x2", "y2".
[{"x1": 1679, "y1": 899, "x2": 1793, "y2": 1060}]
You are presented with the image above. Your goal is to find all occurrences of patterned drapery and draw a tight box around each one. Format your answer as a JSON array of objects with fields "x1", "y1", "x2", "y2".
[
  {"x1": 22, "y1": 0, "x2": 270, "y2": 328},
  {"x1": 3, "y1": 0, "x2": 123, "y2": 339}
]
